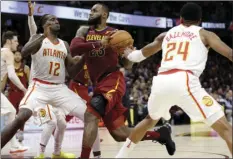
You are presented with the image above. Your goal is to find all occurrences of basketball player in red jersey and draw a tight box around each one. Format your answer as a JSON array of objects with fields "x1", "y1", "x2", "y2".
[
  {"x1": 67, "y1": 60, "x2": 102, "y2": 158},
  {"x1": 7, "y1": 51, "x2": 30, "y2": 112},
  {"x1": 7, "y1": 50, "x2": 30, "y2": 146},
  {"x1": 70, "y1": 3, "x2": 175, "y2": 158}
]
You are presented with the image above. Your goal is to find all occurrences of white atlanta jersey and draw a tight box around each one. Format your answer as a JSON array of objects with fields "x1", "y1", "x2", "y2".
[
  {"x1": 30, "y1": 38, "x2": 67, "y2": 83},
  {"x1": 159, "y1": 24, "x2": 209, "y2": 77}
]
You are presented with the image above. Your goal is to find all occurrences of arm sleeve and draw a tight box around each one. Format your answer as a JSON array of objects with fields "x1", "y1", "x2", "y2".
[
  {"x1": 70, "y1": 37, "x2": 102, "y2": 56},
  {"x1": 7, "y1": 65, "x2": 26, "y2": 91},
  {"x1": 127, "y1": 50, "x2": 146, "y2": 63},
  {"x1": 28, "y1": 15, "x2": 37, "y2": 36}
]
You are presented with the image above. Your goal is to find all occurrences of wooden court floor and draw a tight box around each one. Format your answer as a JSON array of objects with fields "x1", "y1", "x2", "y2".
[{"x1": 1, "y1": 123, "x2": 232, "y2": 158}]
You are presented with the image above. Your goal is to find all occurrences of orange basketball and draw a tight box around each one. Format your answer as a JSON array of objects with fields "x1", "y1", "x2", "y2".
[{"x1": 110, "y1": 30, "x2": 134, "y2": 54}]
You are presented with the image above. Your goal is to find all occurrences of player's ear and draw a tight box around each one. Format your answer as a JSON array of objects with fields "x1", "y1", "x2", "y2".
[
  {"x1": 6, "y1": 39, "x2": 11, "y2": 44},
  {"x1": 102, "y1": 12, "x2": 108, "y2": 19}
]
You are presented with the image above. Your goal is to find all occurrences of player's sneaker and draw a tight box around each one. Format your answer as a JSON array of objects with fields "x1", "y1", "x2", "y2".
[
  {"x1": 18, "y1": 141, "x2": 30, "y2": 150},
  {"x1": 9, "y1": 144, "x2": 28, "y2": 153},
  {"x1": 52, "y1": 151, "x2": 76, "y2": 158},
  {"x1": 34, "y1": 154, "x2": 45, "y2": 159},
  {"x1": 153, "y1": 124, "x2": 176, "y2": 155}
]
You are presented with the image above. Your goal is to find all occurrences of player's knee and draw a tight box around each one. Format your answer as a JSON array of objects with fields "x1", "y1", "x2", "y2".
[
  {"x1": 84, "y1": 111, "x2": 99, "y2": 123},
  {"x1": 110, "y1": 130, "x2": 127, "y2": 142},
  {"x1": 47, "y1": 119, "x2": 57, "y2": 130},
  {"x1": 56, "y1": 119, "x2": 67, "y2": 131},
  {"x1": 90, "y1": 95, "x2": 107, "y2": 117},
  {"x1": 111, "y1": 133, "x2": 126, "y2": 142},
  {"x1": 16, "y1": 108, "x2": 32, "y2": 124}
]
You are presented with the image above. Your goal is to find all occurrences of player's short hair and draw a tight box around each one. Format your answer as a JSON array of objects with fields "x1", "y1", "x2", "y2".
[
  {"x1": 97, "y1": 3, "x2": 110, "y2": 18},
  {"x1": 2, "y1": 31, "x2": 17, "y2": 45},
  {"x1": 180, "y1": 2, "x2": 202, "y2": 22},
  {"x1": 37, "y1": 14, "x2": 50, "y2": 34}
]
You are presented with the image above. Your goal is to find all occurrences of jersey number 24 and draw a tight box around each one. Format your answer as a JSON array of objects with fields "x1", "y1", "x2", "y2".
[{"x1": 164, "y1": 42, "x2": 190, "y2": 61}]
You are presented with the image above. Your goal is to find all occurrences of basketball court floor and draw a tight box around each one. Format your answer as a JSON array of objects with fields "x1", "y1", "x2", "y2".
[{"x1": 1, "y1": 123, "x2": 232, "y2": 158}]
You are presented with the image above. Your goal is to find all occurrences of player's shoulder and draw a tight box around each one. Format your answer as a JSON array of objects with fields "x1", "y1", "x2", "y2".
[
  {"x1": 61, "y1": 40, "x2": 69, "y2": 48},
  {"x1": 106, "y1": 26, "x2": 117, "y2": 31},
  {"x1": 199, "y1": 28, "x2": 214, "y2": 36},
  {"x1": 29, "y1": 34, "x2": 44, "y2": 42},
  {"x1": 1, "y1": 48, "x2": 13, "y2": 58}
]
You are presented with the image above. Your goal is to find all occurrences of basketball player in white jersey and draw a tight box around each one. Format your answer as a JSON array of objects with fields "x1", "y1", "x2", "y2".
[
  {"x1": 26, "y1": 2, "x2": 67, "y2": 158},
  {"x1": 116, "y1": 3, "x2": 232, "y2": 157},
  {"x1": 1, "y1": 13, "x2": 101, "y2": 158},
  {"x1": 27, "y1": 1, "x2": 101, "y2": 158},
  {"x1": 1, "y1": 31, "x2": 28, "y2": 153},
  {"x1": 1, "y1": 14, "x2": 82, "y2": 158}
]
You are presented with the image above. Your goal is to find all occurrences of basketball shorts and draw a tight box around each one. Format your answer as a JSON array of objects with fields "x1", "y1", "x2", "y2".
[{"x1": 148, "y1": 69, "x2": 224, "y2": 126}]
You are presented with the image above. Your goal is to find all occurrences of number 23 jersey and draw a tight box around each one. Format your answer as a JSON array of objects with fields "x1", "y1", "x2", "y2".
[
  {"x1": 30, "y1": 38, "x2": 67, "y2": 83},
  {"x1": 159, "y1": 24, "x2": 209, "y2": 77}
]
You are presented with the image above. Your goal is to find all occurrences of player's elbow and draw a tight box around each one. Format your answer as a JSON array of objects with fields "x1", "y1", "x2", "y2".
[
  {"x1": 21, "y1": 47, "x2": 30, "y2": 58},
  {"x1": 8, "y1": 73, "x2": 16, "y2": 83},
  {"x1": 70, "y1": 38, "x2": 85, "y2": 56}
]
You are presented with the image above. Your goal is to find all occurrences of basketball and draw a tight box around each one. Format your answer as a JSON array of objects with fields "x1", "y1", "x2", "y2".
[{"x1": 110, "y1": 30, "x2": 134, "y2": 54}]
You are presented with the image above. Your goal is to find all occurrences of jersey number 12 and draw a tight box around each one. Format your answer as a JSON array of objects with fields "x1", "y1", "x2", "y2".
[{"x1": 49, "y1": 62, "x2": 60, "y2": 76}]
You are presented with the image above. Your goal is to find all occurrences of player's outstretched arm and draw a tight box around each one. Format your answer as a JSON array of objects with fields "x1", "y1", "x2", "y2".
[
  {"x1": 141, "y1": 32, "x2": 167, "y2": 57},
  {"x1": 28, "y1": 0, "x2": 37, "y2": 36},
  {"x1": 124, "y1": 32, "x2": 166, "y2": 63},
  {"x1": 201, "y1": 29, "x2": 232, "y2": 62},
  {"x1": 21, "y1": 34, "x2": 46, "y2": 57},
  {"x1": 3, "y1": 50, "x2": 27, "y2": 93},
  {"x1": 64, "y1": 41, "x2": 85, "y2": 78}
]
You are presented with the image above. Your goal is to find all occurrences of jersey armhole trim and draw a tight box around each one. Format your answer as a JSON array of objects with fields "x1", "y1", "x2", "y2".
[{"x1": 198, "y1": 28, "x2": 209, "y2": 53}]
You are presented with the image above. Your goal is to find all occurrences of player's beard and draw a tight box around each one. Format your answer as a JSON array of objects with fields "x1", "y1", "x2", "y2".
[
  {"x1": 88, "y1": 15, "x2": 101, "y2": 26},
  {"x1": 50, "y1": 24, "x2": 60, "y2": 35}
]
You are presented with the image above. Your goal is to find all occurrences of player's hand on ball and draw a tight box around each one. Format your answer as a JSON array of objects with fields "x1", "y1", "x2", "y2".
[
  {"x1": 123, "y1": 46, "x2": 136, "y2": 58},
  {"x1": 28, "y1": 0, "x2": 36, "y2": 16},
  {"x1": 101, "y1": 35, "x2": 112, "y2": 47},
  {"x1": 101, "y1": 31, "x2": 117, "y2": 47}
]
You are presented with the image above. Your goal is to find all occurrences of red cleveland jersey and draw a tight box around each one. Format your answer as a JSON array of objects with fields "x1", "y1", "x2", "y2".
[
  {"x1": 8, "y1": 64, "x2": 28, "y2": 92},
  {"x1": 73, "y1": 63, "x2": 90, "y2": 86},
  {"x1": 84, "y1": 26, "x2": 119, "y2": 84}
]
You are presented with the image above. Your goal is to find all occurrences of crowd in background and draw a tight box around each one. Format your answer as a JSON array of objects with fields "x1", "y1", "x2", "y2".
[
  {"x1": 1, "y1": 1, "x2": 232, "y2": 126},
  {"x1": 37, "y1": 1, "x2": 233, "y2": 22}
]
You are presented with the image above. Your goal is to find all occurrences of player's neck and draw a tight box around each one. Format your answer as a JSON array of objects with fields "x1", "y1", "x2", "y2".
[
  {"x1": 95, "y1": 23, "x2": 107, "y2": 31},
  {"x1": 182, "y1": 21, "x2": 199, "y2": 27},
  {"x1": 46, "y1": 32, "x2": 58, "y2": 43},
  {"x1": 14, "y1": 62, "x2": 21, "y2": 69}
]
